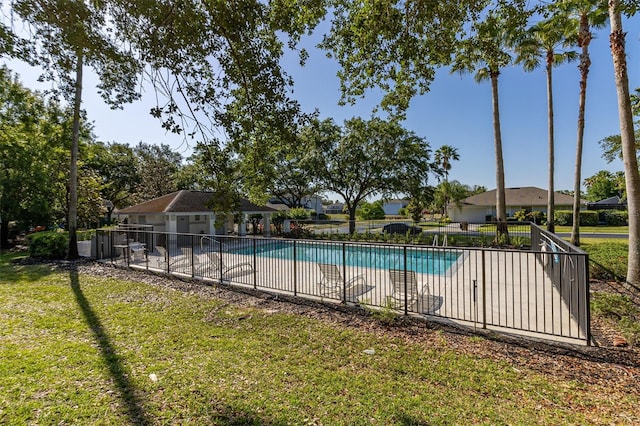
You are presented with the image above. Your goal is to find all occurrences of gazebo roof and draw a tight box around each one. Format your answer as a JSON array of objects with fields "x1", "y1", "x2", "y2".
[{"x1": 118, "y1": 190, "x2": 278, "y2": 215}]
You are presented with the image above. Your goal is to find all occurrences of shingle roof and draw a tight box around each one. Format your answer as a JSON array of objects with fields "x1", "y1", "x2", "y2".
[
  {"x1": 459, "y1": 187, "x2": 578, "y2": 207},
  {"x1": 118, "y1": 190, "x2": 278, "y2": 214}
]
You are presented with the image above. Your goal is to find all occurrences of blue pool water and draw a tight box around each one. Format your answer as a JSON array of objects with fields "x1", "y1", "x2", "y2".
[{"x1": 232, "y1": 242, "x2": 462, "y2": 275}]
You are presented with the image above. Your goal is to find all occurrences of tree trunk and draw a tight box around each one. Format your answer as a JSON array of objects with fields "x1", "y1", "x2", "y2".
[
  {"x1": 546, "y1": 51, "x2": 555, "y2": 233},
  {"x1": 491, "y1": 71, "x2": 508, "y2": 242},
  {"x1": 571, "y1": 13, "x2": 591, "y2": 247},
  {"x1": 347, "y1": 205, "x2": 356, "y2": 235},
  {"x1": 608, "y1": 0, "x2": 640, "y2": 290},
  {"x1": 67, "y1": 51, "x2": 83, "y2": 259}
]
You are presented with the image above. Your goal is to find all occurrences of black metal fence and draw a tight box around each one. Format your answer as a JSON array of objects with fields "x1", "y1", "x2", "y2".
[{"x1": 95, "y1": 226, "x2": 590, "y2": 345}]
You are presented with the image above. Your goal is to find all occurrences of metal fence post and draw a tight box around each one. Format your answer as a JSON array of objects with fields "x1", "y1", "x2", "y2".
[
  {"x1": 191, "y1": 234, "x2": 195, "y2": 279},
  {"x1": 585, "y1": 253, "x2": 592, "y2": 346},
  {"x1": 253, "y1": 238, "x2": 257, "y2": 290},
  {"x1": 342, "y1": 243, "x2": 347, "y2": 303},
  {"x1": 218, "y1": 233, "x2": 223, "y2": 282},
  {"x1": 403, "y1": 246, "x2": 408, "y2": 315},
  {"x1": 481, "y1": 250, "x2": 487, "y2": 329},
  {"x1": 293, "y1": 240, "x2": 297, "y2": 296}
]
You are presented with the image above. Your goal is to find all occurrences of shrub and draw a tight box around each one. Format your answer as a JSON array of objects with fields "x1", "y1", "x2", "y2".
[
  {"x1": 513, "y1": 209, "x2": 528, "y2": 222},
  {"x1": 602, "y1": 210, "x2": 628, "y2": 226},
  {"x1": 554, "y1": 210, "x2": 599, "y2": 226},
  {"x1": 580, "y1": 210, "x2": 599, "y2": 226},
  {"x1": 27, "y1": 231, "x2": 68, "y2": 259},
  {"x1": 554, "y1": 210, "x2": 573, "y2": 226},
  {"x1": 527, "y1": 211, "x2": 545, "y2": 225},
  {"x1": 288, "y1": 208, "x2": 310, "y2": 220}
]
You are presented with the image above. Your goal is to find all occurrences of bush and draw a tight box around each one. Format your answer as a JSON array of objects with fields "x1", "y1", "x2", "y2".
[
  {"x1": 513, "y1": 209, "x2": 526, "y2": 222},
  {"x1": 288, "y1": 208, "x2": 310, "y2": 220},
  {"x1": 554, "y1": 210, "x2": 573, "y2": 226},
  {"x1": 580, "y1": 210, "x2": 599, "y2": 226},
  {"x1": 602, "y1": 210, "x2": 628, "y2": 226},
  {"x1": 27, "y1": 231, "x2": 68, "y2": 259},
  {"x1": 554, "y1": 210, "x2": 599, "y2": 226}
]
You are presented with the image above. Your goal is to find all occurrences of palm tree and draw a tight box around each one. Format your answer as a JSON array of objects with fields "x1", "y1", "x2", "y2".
[
  {"x1": 452, "y1": 1, "x2": 530, "y2": 239},
  {"x1": 554, "y1": 0, "x2": 607, "y2": 246},
  {"x1": 434, "y1": 145, "x2": 460, "y2": 216},
  {"x1": 608, "y1": 0, "x2": 640, "y2": 289},
  {"x1": 434, "y1": 145, "x2": 460, "y2": 183},
  {"x1": 514, "y1": 14, "x2": 577, "y2": 233}
]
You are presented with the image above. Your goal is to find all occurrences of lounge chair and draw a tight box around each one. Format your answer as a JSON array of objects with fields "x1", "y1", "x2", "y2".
[
  {"x1": 205, "y1": 252, "x2": 253, "y2": 279},
  {"x1": 153, "y1": 246, "x2": 169, "y2": 268},
  {"x1": 317, "y1": 263, "x2": 367, "y2": 301},
  {"x1": 388, "y1": 269, "x2": 442, "y2": 314},
  {"x1": 154, "y1": 246, "x2": 191, "y2": 269}
]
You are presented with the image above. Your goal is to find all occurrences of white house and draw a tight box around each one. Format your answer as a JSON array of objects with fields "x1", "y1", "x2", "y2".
[
  {"x1": 383, "y1": 199, "x2": 409, "y2": 216},
  {"x1": 324, "y1": 202, "x2": 344, "y2": 215},
  {"x1": 447, "y1": 187, "x2": 580, "y2": 222}
]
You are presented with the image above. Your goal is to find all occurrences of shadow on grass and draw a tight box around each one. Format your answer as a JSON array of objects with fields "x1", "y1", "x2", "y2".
[{"x1": 69, "y1": 266, "x2": 150, "y2": 425}]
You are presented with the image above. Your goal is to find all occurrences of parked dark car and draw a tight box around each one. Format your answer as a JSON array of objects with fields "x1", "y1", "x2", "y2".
[{"x1": 382, "y1": 223, "x2": 422, "y2": 235}]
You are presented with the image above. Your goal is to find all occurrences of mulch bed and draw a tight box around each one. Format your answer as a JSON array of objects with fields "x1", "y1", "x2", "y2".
[{"x1": 24, "y1": 258, "x2": 640, "y2": 394}]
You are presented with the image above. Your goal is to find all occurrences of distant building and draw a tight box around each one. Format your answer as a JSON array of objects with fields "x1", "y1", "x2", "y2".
[
  {"x1": 324, "y1": 202, "x2": 344, "y2": 215},
  {"x1": 447, "y1": 187, "x2": 581, "y2": 222},
  {"x1": 587, "y1": 195, "x2": 627, "y2": 211},
  {"x1": 383, "y1": 199, "x2": 409, "y2": 216}
]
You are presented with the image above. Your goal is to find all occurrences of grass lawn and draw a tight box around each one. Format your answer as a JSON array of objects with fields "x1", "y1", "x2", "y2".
[
  {"x1": 554, "y1": 225, "x2": 629, "y2": 234},
  {"x1": 1, "y1": 253, "x2": 639, "y2": 424}
]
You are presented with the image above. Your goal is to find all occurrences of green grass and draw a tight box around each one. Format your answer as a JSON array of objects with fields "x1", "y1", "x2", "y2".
[
  {"x1": 591, "y1": 293, "x2": 640, "y2": 345},
  {"x1": 1, "y1": 254, "x2": 638, "y2": 424},
  {"x1": 555, "y1": 225, "x2": 629, "y2": 234},
  {"x1": 580, "y1": 239, "x2": 629, "y2": 280}
]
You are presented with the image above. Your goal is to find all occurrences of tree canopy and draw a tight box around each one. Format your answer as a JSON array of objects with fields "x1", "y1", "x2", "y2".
[{"x1": 310, "y1": 117, "x2": 435, "y2": 233}]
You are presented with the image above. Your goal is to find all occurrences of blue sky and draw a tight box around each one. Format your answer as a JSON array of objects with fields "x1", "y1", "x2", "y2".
[{"x1": 3, "y1": 16, "x2": 638, "y2": 198}]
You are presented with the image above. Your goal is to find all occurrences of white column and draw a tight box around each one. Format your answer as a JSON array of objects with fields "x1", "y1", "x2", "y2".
[
  {"x1": 239, "y1": 214, "x2": 247, "y2": 236},
  {"x1": 167, "y1": 214, "x2": 177, "y2": 247},
  {"x1": 263, "y1": 213, "x2": 271, "y2": 237}
]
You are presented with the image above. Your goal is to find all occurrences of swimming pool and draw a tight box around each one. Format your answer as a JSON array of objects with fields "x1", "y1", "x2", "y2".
[{"x1": 232, "y1": 241, "x2": 462, "y2": 276}]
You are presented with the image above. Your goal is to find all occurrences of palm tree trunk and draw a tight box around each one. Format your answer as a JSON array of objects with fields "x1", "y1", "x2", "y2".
[
  {"x1": 67, "y1": 51, "x2": 83, "y2": 259},
  {"x1": 546, "y1": 52, "x2": 555, "y2": 233},
  {"x1": 491, "y1": 72, "x2": 508, "y2": 241},
  {"x1": 608, "y1": 0, "x2": 640, "y2": 290},
  {"x1": 571, "y1": 13, "x2": 591, "y2": 247}
]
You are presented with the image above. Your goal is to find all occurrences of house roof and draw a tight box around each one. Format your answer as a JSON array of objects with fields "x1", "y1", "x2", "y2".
[
  {"x1": 117, "y1": 190, "x2": 278, "y2": 214},
  {"x1": 458, "y1": 187, "x2": 578, "y2": 207},
  {"x1": 588, "y1": 195, "x2": 626, "y2": 205}
]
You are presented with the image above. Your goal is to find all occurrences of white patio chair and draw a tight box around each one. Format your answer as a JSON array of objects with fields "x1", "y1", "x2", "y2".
[{"x1": 317, "y1": 263, "x2": 367, "y2": 301}]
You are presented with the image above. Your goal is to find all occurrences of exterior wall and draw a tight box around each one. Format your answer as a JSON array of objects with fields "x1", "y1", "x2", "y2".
[
  {"x1": 324, "y1": 204, "x2": 344, "y2": 214},
  {"x1": 189, "y1": 213, "x2": 212, "y2": 234},
  {"x1": 450, "y1": 204, "x2": 578, "y2": 222},
  {"x1": 448, "y1": 206, "x2": 493, "y2": 223},
  {"x1": 383, "y1": 201, "x2": 409, "y2": 215}
]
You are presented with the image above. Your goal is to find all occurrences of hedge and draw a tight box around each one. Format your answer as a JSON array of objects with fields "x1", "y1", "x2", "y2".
[
  {"x1": 554, "y1": 210, "x2": 599, "y2": 226},
  {"x1": 601, "y1": 210, "x2": 628, "y2": 226}
]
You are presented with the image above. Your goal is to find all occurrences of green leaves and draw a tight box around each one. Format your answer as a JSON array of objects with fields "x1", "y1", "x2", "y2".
[
  {"x1": 323, "y1": 0, "x2": 489, "y2": 116},
  {"x1": 309, "y1": 117, "x2": 434, "y2": 232}
]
